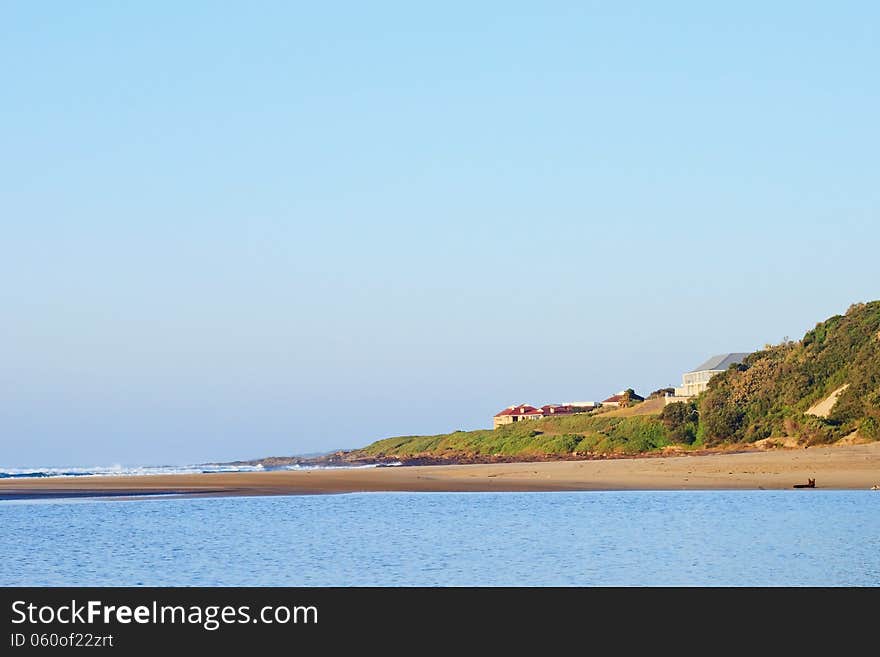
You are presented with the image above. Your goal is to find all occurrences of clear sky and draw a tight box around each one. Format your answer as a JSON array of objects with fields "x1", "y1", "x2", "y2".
[{"x1": 2, "y1": 2, "x2": 878, "y2": 467}]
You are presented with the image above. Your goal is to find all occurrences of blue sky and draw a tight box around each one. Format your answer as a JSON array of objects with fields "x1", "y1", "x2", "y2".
[{"x1": 2, "y1": 2, "x2": 878, "y2": 467}]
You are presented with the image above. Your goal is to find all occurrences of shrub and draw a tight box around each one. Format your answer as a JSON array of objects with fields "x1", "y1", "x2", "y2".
[
  {"x1": 660, "y1": 401, "x2": 699, "y2": 444},
  {"x1": 698, "y1": 301, "x2": 880, "y2": 444}
]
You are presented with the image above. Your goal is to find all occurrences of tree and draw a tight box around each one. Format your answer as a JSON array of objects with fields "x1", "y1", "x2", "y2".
[
  {"x1": 649, "y1": 387, "x2": 675, "y2": 399},
  {"x1": 619, "y1": 388, "x2": 643, "y2": 407},
  {"x1": 660, "y1": 401, "x2": 699, "y2": 444}
]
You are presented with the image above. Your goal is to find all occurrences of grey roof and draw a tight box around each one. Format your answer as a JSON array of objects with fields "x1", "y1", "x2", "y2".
[{"x1": 689, "y1": 353, "x2": 750, "y2": 373}]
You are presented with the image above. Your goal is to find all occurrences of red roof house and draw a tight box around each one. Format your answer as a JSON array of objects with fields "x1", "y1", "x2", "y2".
[
  {"x1": 492, "y1": 400, "x2": 598, "y2": 429},
  {"x1": 493, "y1": 404, "x2": 543, "y2": 428},
  {"x1": 601, "y1": 390, "x2": 644, "y2": 408},
  {"x1": 540, "y1": 404, "x2": 575, "y2": 416}
]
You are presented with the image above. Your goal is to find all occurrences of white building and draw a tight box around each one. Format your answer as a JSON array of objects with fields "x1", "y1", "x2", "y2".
[
  {"x1": 564, "y1": 401, "x2": 600, "y2": 411},
  {"x1": 666, "y1": 353, "x2": 750, "y2": 403}
]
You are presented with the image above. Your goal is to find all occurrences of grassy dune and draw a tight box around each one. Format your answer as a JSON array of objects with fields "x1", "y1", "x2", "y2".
[{"x1": 354, "y1": 411, "x2": 670, "y2": 461}]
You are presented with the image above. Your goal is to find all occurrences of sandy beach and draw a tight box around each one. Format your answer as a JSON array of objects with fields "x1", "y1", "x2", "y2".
[{"x1": 3, "y1": 442, "x2": 879, "y2": 499}]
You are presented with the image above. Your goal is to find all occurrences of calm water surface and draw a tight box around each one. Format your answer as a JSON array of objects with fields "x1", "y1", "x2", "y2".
[{"x1": 2, "y1": 491, "x2": 878, "y2": 586}]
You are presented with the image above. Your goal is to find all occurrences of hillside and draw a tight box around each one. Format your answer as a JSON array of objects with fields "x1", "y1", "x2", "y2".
[
  {"x1": 595, "y1": 396, "x2": 666, "y2": 417},
  {"x1": 351, "y1": 301, "x2": 880, "y2": 463},
  {"x1": 353, "y1": 412, "x2": 670, "y2": 463},
  {"x1": 695, "y1": 300, "x2": 880, "y2": 445}
]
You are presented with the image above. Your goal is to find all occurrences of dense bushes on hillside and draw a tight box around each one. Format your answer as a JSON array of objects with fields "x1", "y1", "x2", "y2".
[
  {"x1": 659, "y1": 401, "x2": 699, "y2": 444},
  {"x1": 698, "y1": 301, "x2": 880, "y2": 445}
]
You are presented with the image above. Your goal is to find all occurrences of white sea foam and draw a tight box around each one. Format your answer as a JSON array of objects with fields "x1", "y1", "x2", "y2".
[{"x1": 0, "y1": 461, "x2": 402, "y2": 479}]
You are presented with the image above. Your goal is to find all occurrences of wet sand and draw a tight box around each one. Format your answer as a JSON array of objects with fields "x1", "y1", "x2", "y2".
[{"x1": 3, "y1": 442, "x2": 879, "y2": 499}]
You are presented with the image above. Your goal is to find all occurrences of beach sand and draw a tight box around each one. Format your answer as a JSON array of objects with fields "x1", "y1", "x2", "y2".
[{"x1": 3, "y1": 442, "x2": 879, "y2": 499}]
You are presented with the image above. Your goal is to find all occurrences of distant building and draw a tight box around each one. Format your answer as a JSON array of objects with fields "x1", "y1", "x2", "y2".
[
  {"x1": 540, "y1": 404, "x2": 577, "y2": 416},
  {"x1": 493, "y1": 404, "x2": 544, "y2": 429},
  {"x1": 564, "y1": 401, "x2": 601, "y2": 411},
  {"x1": 601, "y1": 390, "x2": 645, "y2": 408},
  {"x1": 667, "y1": 353, "x2": 750, "y2": 403},
  {"x1": 493, "y1": 402, "x2": 592, "y2": 429}
]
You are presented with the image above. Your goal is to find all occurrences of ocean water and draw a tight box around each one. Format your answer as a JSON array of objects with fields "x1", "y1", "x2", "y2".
[
  {"x1": 2, "y1": 491, "x2": 879, "y2": 586},
  {"x1": 0, "y1": 462, "x2": 398, "y2": 479}
]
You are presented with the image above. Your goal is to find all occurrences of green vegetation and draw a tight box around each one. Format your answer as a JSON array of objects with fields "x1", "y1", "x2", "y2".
[
  {"x1": 659, "y1": 401, "x2": 699, "y2": 444},
  {"x1": 353, "y1": 301, "x2": 880, "y2": 461},
  {"x1": 354, "y1": 413, "x2": 671, "y2": 461},
  {"x1": 698, "y1": 301, "x2": 880, "y2": 446},
  {"x1": 649, "y1": 387, "x2": 675, "y2": 399}
]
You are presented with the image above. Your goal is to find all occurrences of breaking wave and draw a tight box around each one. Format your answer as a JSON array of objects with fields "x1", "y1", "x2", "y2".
[{"x1": 0, "y1": 461, "x2": 401, "y2": 479}]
